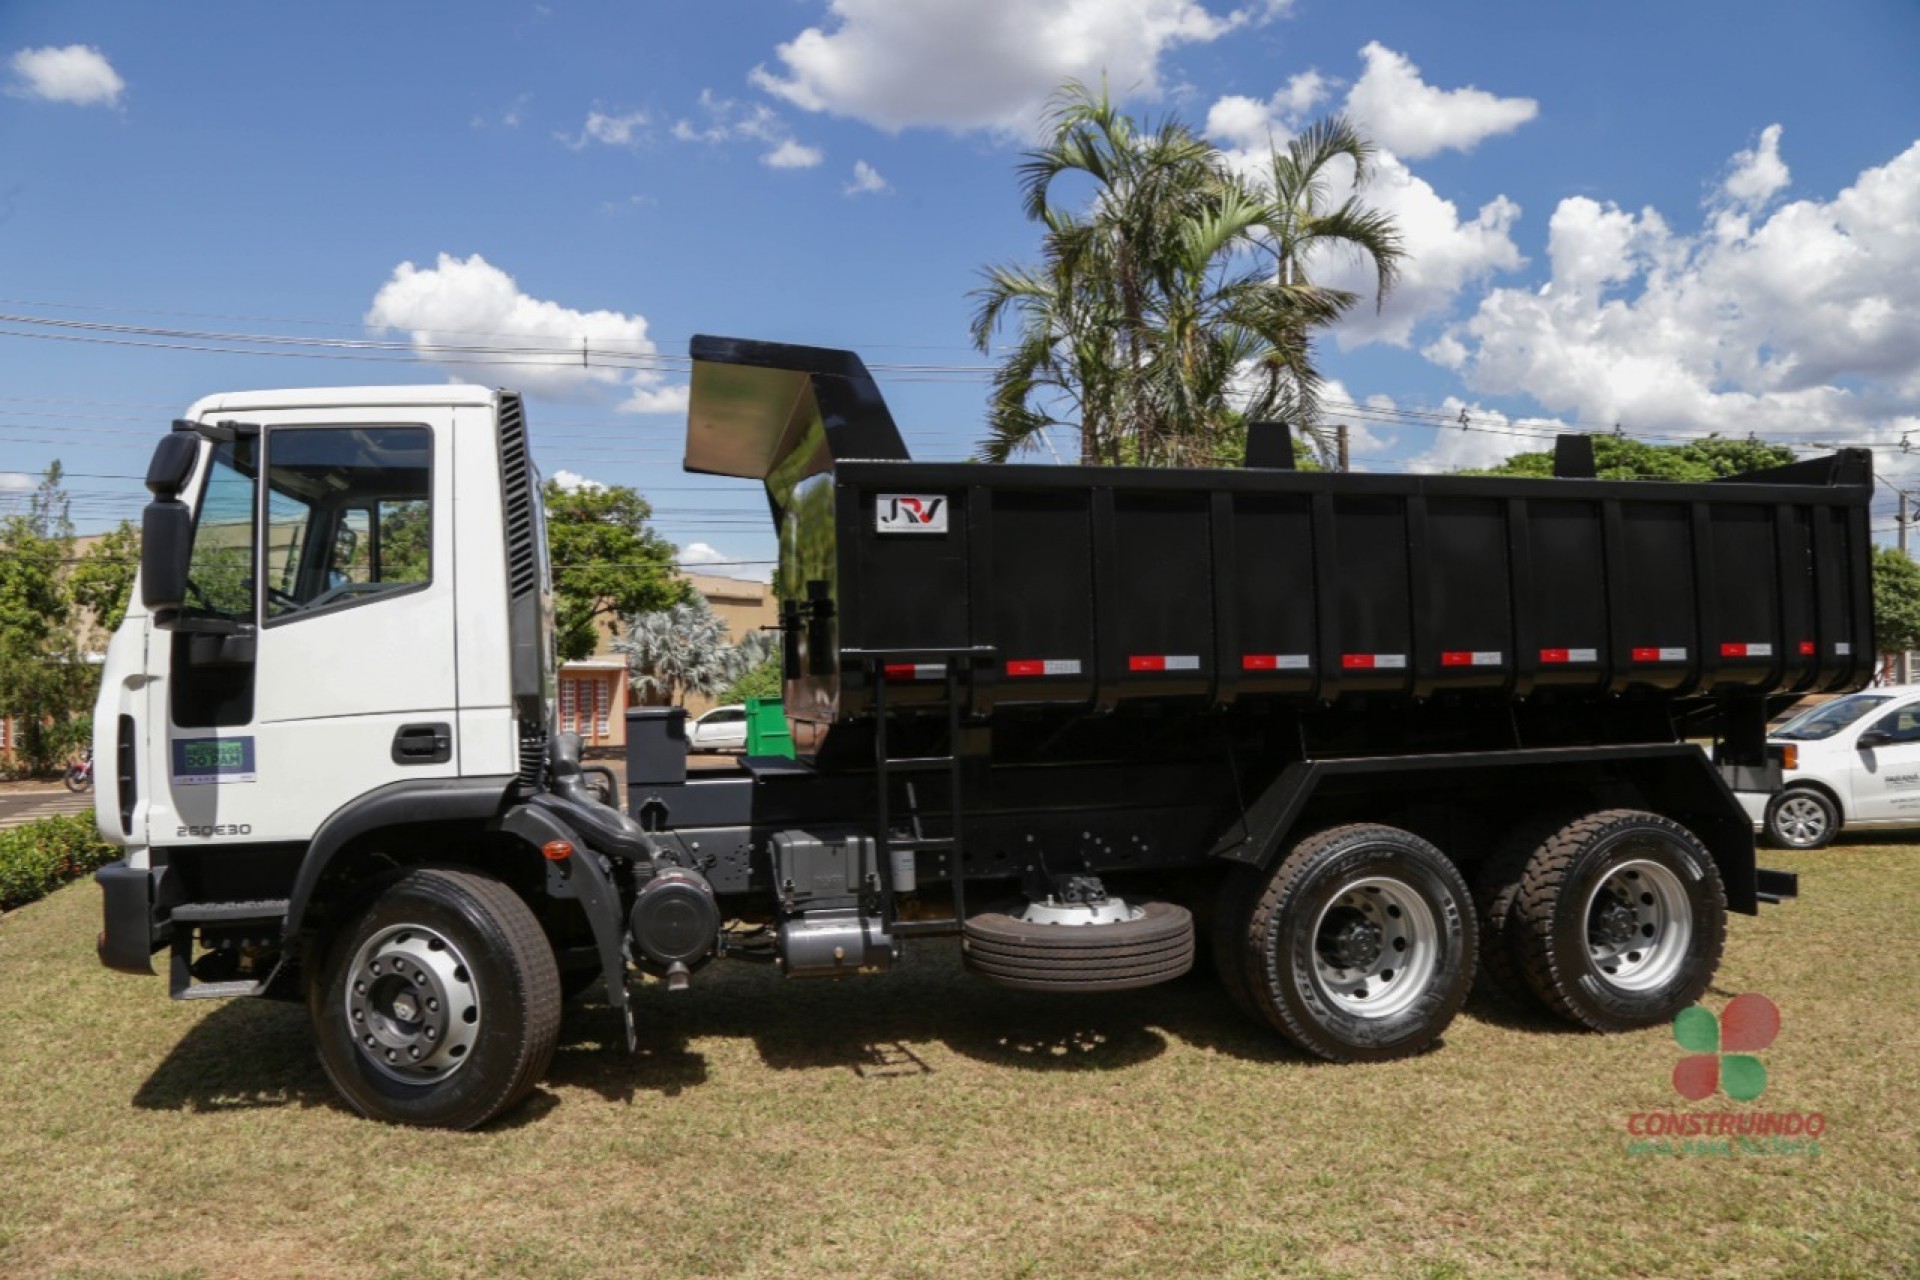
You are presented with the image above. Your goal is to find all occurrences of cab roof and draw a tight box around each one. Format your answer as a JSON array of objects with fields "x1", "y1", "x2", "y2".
[{"x1": 184, "y1": 385, "x2": 505, "y2": 418}]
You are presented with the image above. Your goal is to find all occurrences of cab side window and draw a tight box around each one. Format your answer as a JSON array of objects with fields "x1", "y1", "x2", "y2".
[{"x1": 262, "y1": 426, "x2": 432, "y2": 622}]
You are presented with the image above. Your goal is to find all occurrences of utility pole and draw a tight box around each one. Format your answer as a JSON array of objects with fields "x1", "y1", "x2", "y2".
[
  {"x1": 1336, "y1": 423, "x2": 1350, "y2": 473},
  {"x1": 1903, "y1": 494, "x2": 1913, "y2": 684}
]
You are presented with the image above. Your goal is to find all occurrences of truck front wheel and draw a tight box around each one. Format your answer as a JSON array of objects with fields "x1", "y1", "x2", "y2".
[
  {"x1": 311, "y1": 869, "x2": 561, "y2": 1129},
  {"x1": 1510, "y1": 810, "x2": 1726, "y2": 1032},
  {"x1": 1234, "y1": 824, "x2": 1476, "y2": 1063}
]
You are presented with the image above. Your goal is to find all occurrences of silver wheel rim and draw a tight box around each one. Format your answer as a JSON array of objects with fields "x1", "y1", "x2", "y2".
[
  {"x1": 344, "y1": 924, "x2": 481, "y2": 1083},
  {"x1": 1772, "y1": 794, "x2": 1830, "y2": 847},
  {"x1": 1310, "y1": 876, "x2": 1439, "y2": 1019},
  {"x1": 1583, "y1": 857, "x2": 1693, "y2": 993}
]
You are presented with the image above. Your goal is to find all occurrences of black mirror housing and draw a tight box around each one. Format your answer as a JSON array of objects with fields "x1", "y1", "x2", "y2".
[
  {"x1": 1857, "y1": 729, "x2": 1892, "y2": 750},
  {"x1": 148, "y1": 431, "x2": 199, "y2": 498},
  {"x1": 141, "y1": 499, "x2": 192, "y2": 623}
]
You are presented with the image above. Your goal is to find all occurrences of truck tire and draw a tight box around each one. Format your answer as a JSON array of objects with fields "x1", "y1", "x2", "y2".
[
  {"x1": 962, "y1": 900, "x2": 1193, "y2": 992},
  {"x1": 1472, "y1": 810, "x2": 1586, "y2": 1012},
  {"x1": 311, "y1": 869, "x2": 561, "y2": 1129},
  {"x1": 1510, "y1": 810, "x2": 1726, "y2": 1032},
  {"x1": 1235, "y1": 824, "x2": 1476, "y2": 1063},
  {"x1": 1763, "y1": 787, "x2": 1839, "y2": 851}
]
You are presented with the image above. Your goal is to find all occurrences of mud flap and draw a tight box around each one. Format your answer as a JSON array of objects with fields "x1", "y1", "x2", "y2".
[{"x1": 502, "y1": 804, "x2": 636, "y2": 1052}]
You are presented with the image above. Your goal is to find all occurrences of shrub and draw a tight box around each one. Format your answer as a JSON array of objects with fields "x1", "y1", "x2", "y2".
[
  {"x1": 0, "y1": 813, "x2": 115, "y2": 913},
  {"x1": 720, "y1": 658, "x2": 783, "y2": 707}
]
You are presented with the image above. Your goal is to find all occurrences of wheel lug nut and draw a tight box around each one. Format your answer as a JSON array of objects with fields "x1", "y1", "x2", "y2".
[
  {"x1": 410, "y1": 1047, "x2": 421, "y2": 1059},
  {"x1": 425, "y1": 1027, "x2": 437, "y2": 1040},
  {"x1": 353, "y1": 1010, "x2": 364, "y2": 1022}
]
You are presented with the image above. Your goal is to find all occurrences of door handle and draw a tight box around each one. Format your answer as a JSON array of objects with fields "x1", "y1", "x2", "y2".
[{"x1": 392, "y1": 723, "x2": 452, "y2": 765}]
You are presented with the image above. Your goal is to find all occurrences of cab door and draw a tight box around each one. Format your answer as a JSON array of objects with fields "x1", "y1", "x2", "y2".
[{"x1": 159, "y1": 412, "x2": 459, "y2": 846}]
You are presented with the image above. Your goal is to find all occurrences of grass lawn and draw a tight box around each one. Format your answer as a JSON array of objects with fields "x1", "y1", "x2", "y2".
[{"x1": 2, "y1": 843, "x2": 1916, "y2": 1279}]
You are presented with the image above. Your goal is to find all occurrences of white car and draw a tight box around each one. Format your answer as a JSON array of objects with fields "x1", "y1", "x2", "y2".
[
  {"x1": 687, "y1": 704, "x2": 749, "y2": 752},
  {"x1": 1740, "y1": 685, "x2": 1920, "y2": 849}
]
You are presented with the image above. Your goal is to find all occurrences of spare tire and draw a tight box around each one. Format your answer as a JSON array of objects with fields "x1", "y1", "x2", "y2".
[{"x1": 962, "y1": 900, "x2": 1194, "y2": 993}]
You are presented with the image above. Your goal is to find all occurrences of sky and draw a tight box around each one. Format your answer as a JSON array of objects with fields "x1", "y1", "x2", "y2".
[{"x1": 3, "y1": 0, "x2": 1918, "y2": 577}]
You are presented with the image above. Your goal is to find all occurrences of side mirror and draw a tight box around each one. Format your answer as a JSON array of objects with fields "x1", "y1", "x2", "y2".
[
  {"x1": 148, "y1": 431, "x2": 199, "y2": 499},
  {"x1": 140, "y1": 433, "x2": 201, "y2": 626},
  {"x1": 1857, "y1": 729, "x2": 1892, "y2": 750},
  {"x1": 140, "y1": 498, "x2": 192, "y2": 623}
]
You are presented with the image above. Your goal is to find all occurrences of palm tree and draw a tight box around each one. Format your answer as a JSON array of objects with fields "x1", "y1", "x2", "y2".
[
  {"x1": 614, "y1": 597, "x2": 750, "y2": 708},
  {"x1": 970, "y1": 84, "x2": 1404, "y2": 467},
  {"x1": 1246, "y1": 116, "x2": 1406, "y2": 437}
]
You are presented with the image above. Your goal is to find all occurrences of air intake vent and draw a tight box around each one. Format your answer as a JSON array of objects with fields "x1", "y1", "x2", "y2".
[
  {"x1": 498, "y1": 393, "x2": 538, "y2": 603},
  {"x1": 116, "y1": 714, "x2": 137, "y2": 835}
]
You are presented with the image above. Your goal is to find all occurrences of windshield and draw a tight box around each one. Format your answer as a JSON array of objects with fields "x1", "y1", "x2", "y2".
[{"x1": 1773, "y1": 694, "x2": 1895, "y2": 741}]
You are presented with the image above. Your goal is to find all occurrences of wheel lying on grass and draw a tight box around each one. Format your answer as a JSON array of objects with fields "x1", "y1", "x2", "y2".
[
  {"x1": 1508, "y1": 809, "x2": 1726, "y2": 1032},
  {"x1": 1229, "y1": 824, "x2": 1476, "y2": 1063},
  {"x1": 963, "y1": 899, "x2": 1194, "y2": 992},
  {"x1": 311, "y1": 869, "x2": 561, "y2": 1130},
  {"x1": 1764, "y1": 787, "x2": 1839, "y2": 851}
]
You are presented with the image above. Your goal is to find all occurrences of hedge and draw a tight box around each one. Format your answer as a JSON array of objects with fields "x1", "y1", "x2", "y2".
[{"x1": 0, "y1": 814, "x2": 117, "y2": 914}]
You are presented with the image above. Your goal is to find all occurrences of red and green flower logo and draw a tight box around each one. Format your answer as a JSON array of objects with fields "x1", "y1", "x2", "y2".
[{"x1": 1672, "y1": 993, "x2": 1780, "y2": 1101}]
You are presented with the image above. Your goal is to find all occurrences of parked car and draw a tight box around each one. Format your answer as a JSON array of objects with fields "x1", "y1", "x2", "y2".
[
  {"x1": 687, "y1": 704, "x2": 749, "y2": 752},
  {"x1": 1743, "y1": 686, "x2": 1920, "y2": 849}
]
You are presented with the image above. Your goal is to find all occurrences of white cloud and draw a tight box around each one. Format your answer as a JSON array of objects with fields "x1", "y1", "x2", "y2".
[
  {"x1": 0, "y1": 472, "x2": 36, "y2": 493},
  {"x1": 1327, "y1": 150, "x2": 1525, "y2": 347},
  {"x1": 1399, "y1": 399, "x2": 1571, "y2": 474},
  {"x1": 761, "y1": 138, "x2": 824, "y2": 169},
  {"x1": 1432, "y1": 135, "x2": 1920, "y2": 444},
  {"x1": 548, "y1": 469, "x2": 606, "y2": 493},
  {"x1": 672, "y1": 90, "x2": 786, "y2": 144},
  {"x1": 559, "y1": 108, "x2": 649, "y2": 150},
  {"x1": 1343, "y1": 43, "x2": 1536, "y2": 159},
  {"x1": 844, "y1": 159, "x2": 891, "y2": 195},
  {"x1": 364, "y1": 252, "x2": 688, "y2": 415},
  {"x1": 679, "y1": 541, "x2": 773, "y2": 583},
  {"x1": 672, "y1": 90, "x2": 821, "y2": 168},
  {"x1": 1722, "y1": 123, "x2": 1790, "y2": 209},
  {"x1": 750, "y1": 0, "x2": 1272, "y2": 136},
  {"x1": 1203, "y1": 47, "x2": 1533, "y2": 347},
  {"x1": 8, "y1": 44, "x2": 123, "y2": 108}
]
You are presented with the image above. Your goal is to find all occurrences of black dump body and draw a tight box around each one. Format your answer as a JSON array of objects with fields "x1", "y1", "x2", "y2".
[
  {"x1": 683, "y1": 335, "x2": 1874, "y2": 759},
  {"x1": 641, "y1": 336, "x2": 1868, "y2": 920}
]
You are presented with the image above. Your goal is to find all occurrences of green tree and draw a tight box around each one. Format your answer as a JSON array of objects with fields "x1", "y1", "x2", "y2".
[
  {"x1": 541, "y1": 480, "x2": 687, "y2": 662},
  {"x1": 69, "y1": 520, "x2": 141, "y2": 635},
  {"x1": 720, "y1": 659, "x2": 782, "y2": 707},
  {"x1": 1464, "y1": 435, "x2": 1798, "y2": 481},
  {"x1": 1872, "y1": 546, "x2": 1920, "y2": 657},
  {"x1": 0, "y1": 464, "x2": 97, "y2": 774},
  {"x1": 971, "y1": 83, "x2": 1401, "y2": 466}
]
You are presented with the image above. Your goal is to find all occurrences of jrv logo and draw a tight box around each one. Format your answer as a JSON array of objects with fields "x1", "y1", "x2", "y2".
[{"x1": 876, "y1": 493, "x2": 949, "y2": 533}]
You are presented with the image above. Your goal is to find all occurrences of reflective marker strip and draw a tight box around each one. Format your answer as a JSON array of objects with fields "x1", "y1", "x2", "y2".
[
  {"x1": 1006, "y1": 658, "x2": 1082, "y2": 677},
  {"x1": 1341, "y1": 653, "x2": 1407, "y2": 670},
  {"x1": 1540, "y1": 648, "x2": 1599, "y2": 664},
  {"x1": 1798, "y1": 640, "x2": 1817, "y2": 657},
  {"x1": 1837, "y1": 642, "x2": 1853, "y2": 656},
  {"x1": 1242, "y1": 654, "x2": 1311, "y2": 671},
  {"x1": 1441, "y1": 651, "x2": 1503, "y2": 667},
  {"x1": 1631, "y1": 647, "x2": 1689, "y2": 662},
  {"x1": 1128, "y1": 655, "x2": 1201, "y2": 672},
  {"x1": 1719, "y1": 642, "x2": 1773, "y2": 658},
  {"x1": 883, "y1": 663, "x2": 946, "y2": 681}
]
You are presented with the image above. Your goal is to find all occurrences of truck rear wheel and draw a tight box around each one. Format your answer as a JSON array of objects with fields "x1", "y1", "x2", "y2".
[
  {"x1": 311, "y1": 869, "x2": 561, "y2": 1129},
  {"x1": 1510, "y1": 810, "x2": 1726, "y2": 1032},
  {"x1": 1235, "y1": 824, "x2": 1476, "y2": 1063}
]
